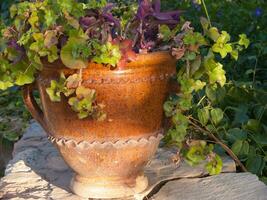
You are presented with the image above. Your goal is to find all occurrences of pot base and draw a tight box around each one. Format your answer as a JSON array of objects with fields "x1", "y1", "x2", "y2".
[{"x1": 70, "y1": 174, "x2": 148, "y2": 199}]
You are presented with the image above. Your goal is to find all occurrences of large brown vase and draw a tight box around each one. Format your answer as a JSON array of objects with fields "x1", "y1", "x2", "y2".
[{"x1": 22, "y1": 51, "x2": 177, "y2": 199}]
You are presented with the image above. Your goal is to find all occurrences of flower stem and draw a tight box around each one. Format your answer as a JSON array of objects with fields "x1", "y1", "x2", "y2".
[
  {"x1": 189, "y1": 117, "x2": 247, "y2": 172},
  {"x1": 201, "y1": 0, "x2": 212, "y2": 27}
]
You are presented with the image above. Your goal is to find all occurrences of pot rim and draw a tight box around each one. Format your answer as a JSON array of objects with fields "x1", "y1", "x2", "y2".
[{"x1": 42, "y1": 51, "x2": 177, "y2": 75}]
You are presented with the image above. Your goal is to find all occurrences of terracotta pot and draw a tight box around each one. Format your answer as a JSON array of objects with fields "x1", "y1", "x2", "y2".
[{"x1": 22, "y1": 51, "x2": 177, "y2": 199}]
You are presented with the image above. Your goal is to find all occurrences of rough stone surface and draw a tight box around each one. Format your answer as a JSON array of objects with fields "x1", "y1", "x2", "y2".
[
  {"x1": 0, "y1": 122, "x2": 264, "y2": 200},
  {"x1": 151, "y1": 173, "x2": 267, "y2": 200}
]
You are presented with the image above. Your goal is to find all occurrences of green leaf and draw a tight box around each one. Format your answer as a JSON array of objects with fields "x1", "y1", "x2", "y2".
[
  {"x1": 226, "y1": 128, "x2": 247, "y2": 143},
  {"x1": 205, "y1": 154, "x2": 223, "y2": 175},
  {"x1": 45, "y1": 10, "x2": 58, "y2": 27},
  {"x1": 60, "y1": 37, "x2": 88, "y2": 69},
  {"x1": 211, "y1": 31, "x2": 232, "y2": 58},
  {"x1": 232, "y1": 104, "x2": 249, "y2": 125},
  {"x1": 238, "y1": 34, "x2": 250, "y2": 49},
  {"x1": 205, "y1": 84, "x2": 226, "y2": 103},
  {"x1": 167, "y1": 125, "x2": 188, "y2": 147},
  {"x1": 46, "y1": 80, "x2": 62, "y2": 102},
  {"x1": 210, "y1": 108, "x2": 224, "y2": 125},
  {"x1": 3, "y1": 131, "x2": 20, "y2": 141},
  {"x1": 17, "y1": 29, "x2": 33, "y2": 46},
  {"x1": 246, "y1": 154, "x2": 265, "y2": 175},
  {"x1": 29, "y1": 11, "x2": 39, "y2": 28},
  {"x1": 200, "y1": 17, "x2": 209, "y2": 33},
  {"x1": 47, "y1": 45, "x2": 59, "y2": 63},
  {"x1": 231, "y1": 140, "x2": 249, "y2": 157},
  {"x1": 206, "y1": 61, "x2": 226, "y2": 87},
  {"x1": 159, "y1": 25, "x2": 172, "y2": 42},
  {"x1": 92, "y1": 42, "x2": 121, "y2": 66},
  {"x1": 172, "y1": 112, "x2": 188, "y2": 126},
  {"x1": 230, "y1": 49, "x2": 238, "y2": 60},
  {"x1": 231, "y1": 140, "x2": 243, "y2": 156},
  {"x1": 163, "y1": 101, "x2": 175, "y2": 117},
  {"x1": 208, "y1": 27, "x2": 220, "y2": 42},
  {"x1": 245, "y1": 119, "x2": 262, "y2": 133},
  {"x1": 185, "y1": 144, "x2": 206, "y2": 166},
  {"x1": 197, "y1": 107, "x2": 210, "y2": 126},
  {"x1": 0, "y1": 81, "x2": 13, "y2": 90},
  {"x1": 44, "y1": 30, "x2": 58, "y2": 48},
  {"x1": 15, "y1": 72, "x2": 35, "y2": 86},
  {"x1": 190, "y1": 56, "x2": 201, "y2": 76},
  {"x1": 64, "y1": 11, "x2": 80, "y2": 29}
]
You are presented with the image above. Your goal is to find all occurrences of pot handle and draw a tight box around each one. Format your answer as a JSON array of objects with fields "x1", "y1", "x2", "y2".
[{"x1": 22, "y1": 83, "x2": 49, "y2": 133}]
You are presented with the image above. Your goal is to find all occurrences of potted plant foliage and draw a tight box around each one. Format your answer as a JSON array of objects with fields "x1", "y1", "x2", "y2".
[{"x1": 0, "y1": 0, "x2": 249, "y2": 198}]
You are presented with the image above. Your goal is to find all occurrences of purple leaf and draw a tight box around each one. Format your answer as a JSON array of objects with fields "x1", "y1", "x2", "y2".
[
  {"x1": 153, "y1": 0, "x2": 161, "y2": 13},
  {"x1": 102, "y1": 13, "x2": 121, "y2": 27},
  {"x1": 79, "y1": 16, "x2": 97, "y2": 30},
  {"x1": 137, "y1": 0, "x2": 152, "y2": 20},
  {"x1": 8, "y1": 39, "x2": 25, "y2": 63},
  {"x1": 102, "y1": 3, "x2": 114, "y2": 13},
  {"x1": 58, "y1": 35, "x2": 68, "y2": 49}
]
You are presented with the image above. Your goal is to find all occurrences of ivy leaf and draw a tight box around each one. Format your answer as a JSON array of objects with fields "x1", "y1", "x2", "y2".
[
  {"x1": 238, "y1": 34, "x2": 250, "y2": 49},
  {"x1": 44, "y1": 30, "x2": 58, "y2": 48},
  {"x1": 64, "y1": 11, "x2": 80, "y2": 29},
  {"x1": 60, "y1": 37, "x2": 88, "y2": 69},
  {"x1": 172, "y1": 112, "x2": 188, "y2": 126},
  {"x1": 197, "y1": 107, "x2": 210, "y2": 126},
  {"x1": 66, "y1": 74, "x2": 82, "y2": 89},
  {"x1": 244, "y1": 119, "x2": 262, "y2": 134},
  {"x1": 232, "y1": 104, "x2": 249, "y2": 125},
  {"x1": 205, "y1": 154, "x2": 223, "y2": 175},
  {"x1": 190, "y1": 56, "x2": 201, "y2": 76},
  {"x1": 45, "y1": 10, "x2": 58, "y2": 27},
  {"x1": 210, "y1": 108, "x2": 224, "y2": 125},
  {"x1": 92, "y1": 42, "x2": 121, "y2": 66},
  {"x1": 194, "y1": 80, "x2": 206, "y2": 91},
  {"x1": 226, "y1": 128, "x2": 247, "y2": 143},
  {"x1": 29, "y1": 11, "x2": 39, "y2": 28},
  {"x1": 212, "y1": 31, "x2": 232, "y2": 58},
  {"x1": 47, "y1": 45, "x2": 59, "y2": 63},
  {"x1": 230, "y1": 49, "x2": 238, "y2": 60},
  {"x1": 15, "y1": 72, "x2": 35, "y2": 86},
  {"x1": 246, "y1": 154, "x2": 265, "y2": 175},
  {"x1": 0, "y1": 81, "x2": 13, "y2": 90},
  {"x1": 46, "y1": 80, "x2": 62, "y2": 102},
  {"x1": 159, "y1": 25, "x2": 172, "y2": 42},
  {"x1": 163, "y1": 101, "x2": 176, "y2": 117},
  {"x1": 231, "y1": 140, "x2": 249, "y2": 157},
  {"x1": 205, "y1": 84, "x2": 226, "y2": 104},
  {"x1": 68, "y1": 86, "x2": 99, "y2": 119},
  {"x1": 3, "y1": 131, "x2": 20, "y2": 141},
  {"x1": 168, "y1": 125, "x2": 187, "y2": 147},
  {"x1": 45, "y1": 73, "x2": 68, "y2": 102},
  {"x1": 185, "y1": 143, "x2": 206, "y2": 166},
  {"x1": 17, "y1": 29, "x2": 33, "y2": 46},
  {"x1": 208, "y1": 27, "x2": 220, "y2": 42},
  {"x1": 206, "y1": 61, "x2": 226, "y2": 87},
  {"x1": 183, "y1": 32, "x2": 206, "y2": 46},
  {"x1": 200, "y1": 17, "x2": 209, "y2": 33}
]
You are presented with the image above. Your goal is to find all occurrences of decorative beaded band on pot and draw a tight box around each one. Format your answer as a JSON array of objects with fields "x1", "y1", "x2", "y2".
[
  {"x1": 38, "y1": 72, "x2": 176, "y2": 85},
  {"x1": 48, "y1": 130, "x2": 164, "y2": 150}
]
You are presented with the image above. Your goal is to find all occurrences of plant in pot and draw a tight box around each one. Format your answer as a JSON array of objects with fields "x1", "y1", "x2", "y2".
[{"x1": 0, "y1": 0, "x2": 249, "y2": 198}]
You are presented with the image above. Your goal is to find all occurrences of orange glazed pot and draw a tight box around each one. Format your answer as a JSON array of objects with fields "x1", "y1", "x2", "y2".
[{"x1": 22, "y1": 51, "x2": 177, "y2": 199}]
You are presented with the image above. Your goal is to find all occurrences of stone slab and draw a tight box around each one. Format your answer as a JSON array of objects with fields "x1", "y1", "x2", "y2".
[
  {"x1": 0, "y1": 122, "x2": 236, "y2": 200},
  {"x1": 151, "y1": 172, "x2": 267, "y2": 200}
]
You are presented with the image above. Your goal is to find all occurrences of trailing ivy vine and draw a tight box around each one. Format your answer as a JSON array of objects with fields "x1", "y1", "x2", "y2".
[{"x1": 162, "y1": 5, "x2": 250, "y2": 174}]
